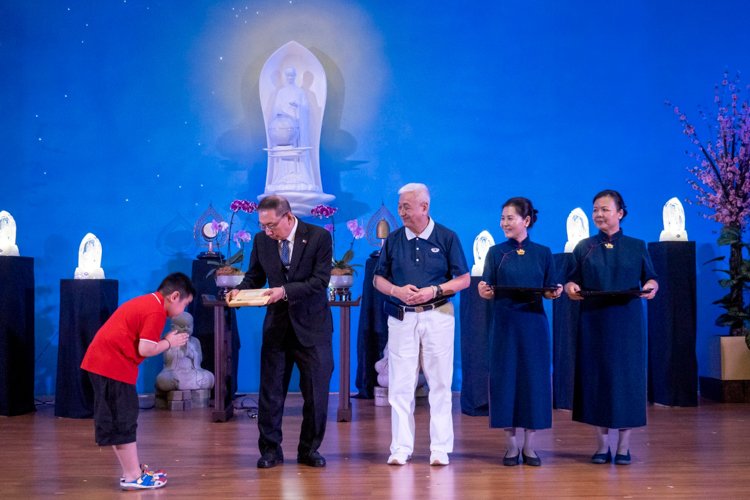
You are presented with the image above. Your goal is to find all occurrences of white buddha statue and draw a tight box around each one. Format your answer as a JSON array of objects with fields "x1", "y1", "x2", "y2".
[
  {"x1": 156, "y1": 312, "x2": 215, "y2": 392},
  {"x1": 0, "y1": 210, "x2": 20, "y2": 257},
  {"x1": 74, "y1": 233, "x2": 105, "y2": 279},
  {"x1": 471, "y1": 230, "x2": 495, "y2": 276},
  {"x1": 659, "y1": 197, "x2": 688, "y2": 241},
  {"x1": 564, "y1": 208, "x2": 590, "y2": 253},
  {"x1": 267, "y1": 66, "x2": 316, "y2": 192}
]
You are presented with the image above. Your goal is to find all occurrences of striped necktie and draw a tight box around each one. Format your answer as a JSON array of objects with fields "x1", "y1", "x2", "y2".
[{"x1": 281, "y1": 239, "x2": 290, "y2": 267}]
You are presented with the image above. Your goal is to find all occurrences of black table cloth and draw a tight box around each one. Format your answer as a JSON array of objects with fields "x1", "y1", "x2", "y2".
[
  {"x1": 188, "y1": 259, "x2": 240, "y2": 397},
  {"x1": 0, "y1": 256, "x2": 35, "y2": 416},
  {"x1": 55, "y1": 279, "x2": 119, "y2": 418},
  {"x1": 647, "y1": 241, "x2": 698, "y2": 407},
  {"x1": 552, "y1": 252, "x2": 578, "y2": 410},
  {"x1": 354, "y1": 257, "x2": 388, "y2": 399},
  {"x1": 459, "y1": 275, "x2": 492, "y2": 416}
]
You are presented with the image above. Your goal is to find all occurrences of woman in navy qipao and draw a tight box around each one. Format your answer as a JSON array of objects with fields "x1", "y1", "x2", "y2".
[
  {"x1": 478, "y1": 198, "x2": 562, "y2": 467},
  {"x1": 564, "y1": 190, "x2": 658, "y2": 466}
]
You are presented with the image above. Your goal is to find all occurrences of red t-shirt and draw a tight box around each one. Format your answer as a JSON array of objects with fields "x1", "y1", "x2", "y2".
[{"x1": 81, "y1": 292, "x2": 167, "y2": 384}]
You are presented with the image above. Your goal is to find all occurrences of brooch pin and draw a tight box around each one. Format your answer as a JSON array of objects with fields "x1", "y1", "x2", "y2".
[
  {"x1": 516, "y1": 249, "x2": 525, "y2": 255},
  {"x1": 605, "y1": 243, "x2": 613, "y2": 249},
  {"x1": 302, "y1": 240, "x2": 307, "y2": 244}
]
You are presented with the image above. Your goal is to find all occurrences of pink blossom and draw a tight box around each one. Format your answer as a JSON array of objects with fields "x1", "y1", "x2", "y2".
[
  {"x1": 352, "y1": 226, "x2": 366, "y2": 239},
  {"x1": 346, "y1": 219, "x2": 359, "y2": 231},
  {"x1": 324, "y1": 224, "x2": 334, "y2": 233}
]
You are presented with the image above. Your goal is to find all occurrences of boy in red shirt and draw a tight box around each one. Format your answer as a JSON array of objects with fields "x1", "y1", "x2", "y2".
[{"x1": 81, "y1": 272, "x2": 196, "y2": 490}]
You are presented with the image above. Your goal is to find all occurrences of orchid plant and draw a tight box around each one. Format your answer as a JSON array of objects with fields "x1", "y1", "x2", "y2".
[
  {"x1": 206, "y1": 199, "x2": 258, "y2": 277},
  {"x1": 311, "y1": 204, "x2": 365, "y2": 276},
  {"x1": 667, "y1": 70, "x2": 750, "y2": 347}
]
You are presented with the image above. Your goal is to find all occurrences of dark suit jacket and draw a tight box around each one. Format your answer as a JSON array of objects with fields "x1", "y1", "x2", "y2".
[{"x1": 237, "y1": 218, "x2": 333, "y2": 347}]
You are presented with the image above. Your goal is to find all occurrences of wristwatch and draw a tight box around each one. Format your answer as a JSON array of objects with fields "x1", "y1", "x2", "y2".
[{"x1": 435, "y1": 285, "x2": 443, "y2": 298}]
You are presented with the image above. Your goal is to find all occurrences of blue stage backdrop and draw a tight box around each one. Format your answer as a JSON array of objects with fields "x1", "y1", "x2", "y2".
[{"x1": 2, "y1": 0, "x2": 747, "y2": 395}]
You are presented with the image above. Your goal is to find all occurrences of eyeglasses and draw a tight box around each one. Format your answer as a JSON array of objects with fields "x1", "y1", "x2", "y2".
[{"x1": 258, "y1": 212, "x2": 289, "y2": 231}]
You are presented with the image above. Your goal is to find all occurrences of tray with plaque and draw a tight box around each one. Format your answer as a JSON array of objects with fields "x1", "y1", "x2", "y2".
[{"x1": 227, "y1": 289, "x2": 270, "y2": 307}]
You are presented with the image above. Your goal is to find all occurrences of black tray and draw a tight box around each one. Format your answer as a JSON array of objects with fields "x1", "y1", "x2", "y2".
[
  {"x1": 577, "y1": 289, "x2": 648, "y2": 297},
  {"x1": 492, "y1": 286, "x2": 558, "y2": 294}
]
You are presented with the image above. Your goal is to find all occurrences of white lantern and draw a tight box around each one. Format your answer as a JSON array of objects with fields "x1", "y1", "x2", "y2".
[
  {"x1": 471, "y1": 230, "x2": 495, "y2": 276},
  {"x1": 74, "y1": 233, "x2": 105, "y2": 279},
  {"x1": 0, "y1": 210, "x2": 20, "y2": 257},
  {"x1": 564, "y1": 208, "x2": 589, "y2": 253},
  {"x1": 659, "y1": 197, "x2": 688, "y2": 241}
]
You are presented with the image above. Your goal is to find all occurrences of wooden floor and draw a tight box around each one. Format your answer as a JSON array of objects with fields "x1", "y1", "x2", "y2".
[{"x1": 1, "y1": 395, "x2": 749, "y2": 499}]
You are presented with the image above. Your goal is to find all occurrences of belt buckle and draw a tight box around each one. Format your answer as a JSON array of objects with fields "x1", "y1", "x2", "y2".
[{"x1": 414, "y1": 306, "x2": 424, "y2": 313}]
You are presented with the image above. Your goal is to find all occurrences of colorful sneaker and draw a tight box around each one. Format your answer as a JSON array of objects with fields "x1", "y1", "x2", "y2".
[
  {"x1": 120, "y1": 464, "x2": 166, "y2": 483},
  {"x1": 120, "y1": 471, "x2": 167, "y2": 490}
]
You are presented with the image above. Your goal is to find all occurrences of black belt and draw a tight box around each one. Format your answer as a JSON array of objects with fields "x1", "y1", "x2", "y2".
[{"x1": 400, "y1": 297, "x2": 450, "y2": 313}]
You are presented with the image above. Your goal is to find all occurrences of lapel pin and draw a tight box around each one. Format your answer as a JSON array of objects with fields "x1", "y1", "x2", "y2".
[{"x1": 302, "y1": 239, "x2": 307, "y2": 244}]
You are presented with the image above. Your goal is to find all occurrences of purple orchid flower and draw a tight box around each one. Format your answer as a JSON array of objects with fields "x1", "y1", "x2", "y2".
[
  {"x1": 233, "y1": 230, "x2": 252, "y2": 248},
  {"x1": 324, "y1": 224, "x2": 334, "y2": 233}
]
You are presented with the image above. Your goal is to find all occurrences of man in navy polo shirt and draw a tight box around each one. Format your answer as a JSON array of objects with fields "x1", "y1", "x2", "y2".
[{"x1": 373, "y1": 183, "x2": 470, "y2": 466}]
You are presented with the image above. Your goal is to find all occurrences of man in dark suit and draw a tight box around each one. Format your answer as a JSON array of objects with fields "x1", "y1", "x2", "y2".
[{"x1": 226, "y1": 195, "x2": 333, "y2": 468}]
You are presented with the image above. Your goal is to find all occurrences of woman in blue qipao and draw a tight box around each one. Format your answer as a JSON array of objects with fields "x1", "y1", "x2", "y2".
[
  {"x1": 564, "y1": 190, "x2": 658, "y2": 466},
  {"x1": 478, "y1": 197, "x2": 562, "y2": 467}
]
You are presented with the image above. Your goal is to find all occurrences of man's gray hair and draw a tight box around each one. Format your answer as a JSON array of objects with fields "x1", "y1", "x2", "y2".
[{"x1": 398, "y1": 183, "x2": 431, "y2": 205}]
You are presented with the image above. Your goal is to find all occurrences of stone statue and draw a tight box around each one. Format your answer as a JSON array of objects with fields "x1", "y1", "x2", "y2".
[
  {"x1": 74, "y1": 233, "x2": 105, "y2": 279},
  {"x1": 155, "y1": 312, "x2": 215, "y2": 392},
  {"x1": 564, "y1": 208, "x2": 590, "y2": 253},
  {"x1": 659, "y1": 197, "x2": 688, "y2": 241},
  {"x1": 374, "y1": 342, "x2": 426, "y2": 390},
  {"x1": 0, "y1": 210, "x2": 20, "y2": 257},
  {"x1": 259, "y1": 41, "x2": 335, "y2": 215},
  {"x1": 471, "y1": 230, "x2": 495, "y2": 276}
]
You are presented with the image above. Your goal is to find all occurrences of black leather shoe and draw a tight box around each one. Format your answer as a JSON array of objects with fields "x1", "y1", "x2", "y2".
[
  {"x1": 297, "y1": 451, "x2": 326, "y2": 467},
  {"x1": 614, "y1": 450, "x2": 631, "y2": 465},
  {"x1": 590, "y1": 447, "x2": 611, "y2": 464},
  {"x1": 503, "y1": 452, "x2": 520, "y2": 466},
  {"x1": 522, "y1": 451, "x2": 541, "y2": 466},
  {"x1": 257, "y1": 451, "x2": 284, "y2": 468}
]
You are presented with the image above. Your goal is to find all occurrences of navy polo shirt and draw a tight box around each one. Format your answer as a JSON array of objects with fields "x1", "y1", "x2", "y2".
[{"x1": 375, "y1": 217, "x2": 469, "y2": 306}]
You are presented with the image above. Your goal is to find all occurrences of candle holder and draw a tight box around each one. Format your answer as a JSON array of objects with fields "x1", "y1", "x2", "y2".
[{"x1": 194, "y1": 204, "x2": 228, "y2": 259}]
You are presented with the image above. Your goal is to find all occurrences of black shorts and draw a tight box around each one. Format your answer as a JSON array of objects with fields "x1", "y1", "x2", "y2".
[{"x1": 88, "y1": 372, "x2": 139, "y2": 447}]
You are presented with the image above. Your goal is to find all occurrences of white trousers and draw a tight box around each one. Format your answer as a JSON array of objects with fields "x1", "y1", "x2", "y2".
[{"x1": 387, "y1": 302, "x2": 455, "y2": 455}]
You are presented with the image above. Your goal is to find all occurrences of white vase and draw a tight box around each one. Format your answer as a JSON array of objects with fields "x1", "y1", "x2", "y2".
[
  {"x1": 329, "y1": 275, "x2": 353, "y2": 288},
  {"x1": 216, "y1": 275, "x2": 245, "y2": 288}
]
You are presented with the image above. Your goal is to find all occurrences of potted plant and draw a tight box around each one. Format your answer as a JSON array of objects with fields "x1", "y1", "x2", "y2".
[
  {"x1": 311, "y1": 205, "x2": 364, "y2": 298},
  {"x1": 668, "y1": 71, "x2": 750, "y2": 401},
  {"x1": 206, "y1": 200, "x2": 257, "y2": 295}
]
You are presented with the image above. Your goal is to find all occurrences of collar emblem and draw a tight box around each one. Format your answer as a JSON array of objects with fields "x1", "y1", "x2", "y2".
[
  {"x1": 605, "y1": 243, "x2": 614, "y2": 249},
  {"x1": 516, "y1": 249, "x2": 525, "y2": 255}
]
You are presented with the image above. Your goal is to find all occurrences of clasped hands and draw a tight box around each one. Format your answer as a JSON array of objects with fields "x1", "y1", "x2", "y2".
[
  {"x1": 163, "y1": 329, "x2": 189, "y2": 347},
  {"x1": 392, "y1": 284, "x2": 437, "y2": 306}
]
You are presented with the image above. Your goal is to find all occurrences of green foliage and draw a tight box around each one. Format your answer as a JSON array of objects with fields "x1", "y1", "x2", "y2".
[{"x1": 709, "y1": 226, "x2": 750, "y2": 345}]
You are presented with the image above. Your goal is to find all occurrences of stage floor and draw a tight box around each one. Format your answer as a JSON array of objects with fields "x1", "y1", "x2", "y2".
[{"x1": 1, "y1": 394, "x2": 748, "y2": 499}]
